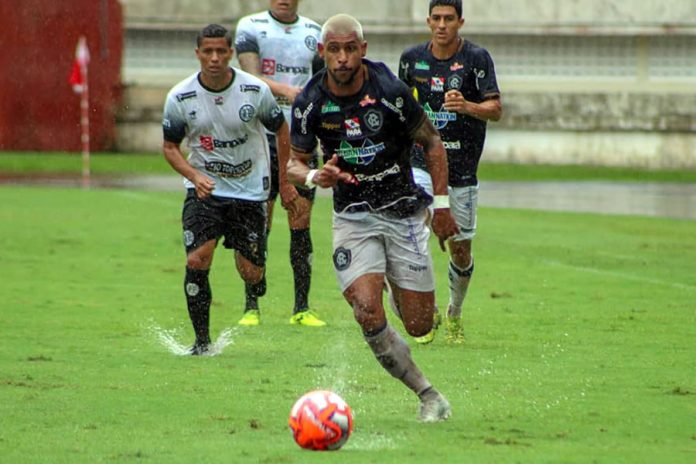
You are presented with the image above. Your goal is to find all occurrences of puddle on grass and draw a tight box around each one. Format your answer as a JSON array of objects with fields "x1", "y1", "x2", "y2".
[{"x1": 148, "y1": 323, "x2": 237, "y2": 356}]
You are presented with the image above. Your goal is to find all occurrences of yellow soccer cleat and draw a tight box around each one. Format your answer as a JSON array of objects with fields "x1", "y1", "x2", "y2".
[
  {"x1": 289, "y1": 310, "x2": 327, "y2": 327},
  {"x1": 414, "y1": 329, "x2": 435, "y2": 345},
  {"x1": 445, "y1": 316, "x2": 464, "y2": 344},
  {"x1": 238, "y1": 310, "x2": 260, "y2": 326}
]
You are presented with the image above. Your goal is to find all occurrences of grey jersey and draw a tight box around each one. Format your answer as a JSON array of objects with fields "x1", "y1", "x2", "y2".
[
  {"x1": 162, "y1": 69, "x2": 285, "y2": 201},
  {"x1": 234, "y1": 10, "x2": 322, "y2": 122}
]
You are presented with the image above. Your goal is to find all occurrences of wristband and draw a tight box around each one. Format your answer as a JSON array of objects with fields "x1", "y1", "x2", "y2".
[
  {"x1": 305, "y1": 169, "x2": 318, "y2": 188},
  {"x1": 433, "y1": 194, "x2": 449, "y2": 209}
]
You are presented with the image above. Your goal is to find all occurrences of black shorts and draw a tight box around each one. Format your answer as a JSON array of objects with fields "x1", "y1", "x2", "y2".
[
  {"x1": 182, "y1": 190, "x2": 267, "y2": 267},
  {"x1": 267, "y1": 133, "x2": 318, "y2": 202}
]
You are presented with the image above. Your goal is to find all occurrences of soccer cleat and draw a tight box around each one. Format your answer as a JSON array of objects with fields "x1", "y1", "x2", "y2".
[
  {"x1": 414, "y1": 329, "x2": 435, "y2": 345},
  {"x1": 418, "y1": 388, "x2": 452, "y2": 423},
  {"x1": 188, "y1": 341, "x2": 210, "y2": 356},
  {"x1": 445, "y1": 316, "x2": 464, "y2": 344},
  {"x1": 289, "y1": 310, "x2": 326, "y2": 327},
  {"x1": 414, "y1": 311, "x2": 441, "y2": 345},
  {"x1": 238, "y1": 310, "x2": 260, "y2": 326}
]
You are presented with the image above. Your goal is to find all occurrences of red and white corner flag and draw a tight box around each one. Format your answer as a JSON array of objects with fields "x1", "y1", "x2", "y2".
[
  {"x1": 68, "y1": 36, "x2": 90, "y2": 94},
  {"x1": 68, "y1": 36, "x2": 91, "y2": 186}
]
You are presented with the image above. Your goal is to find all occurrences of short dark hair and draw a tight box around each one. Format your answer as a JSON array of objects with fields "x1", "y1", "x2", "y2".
[
  {"x1": 197, "y1": 24, "x2": 232, "y2": 47},
  {"x1": 429, "y1": 0, "x2": 463, "y2": 18}
]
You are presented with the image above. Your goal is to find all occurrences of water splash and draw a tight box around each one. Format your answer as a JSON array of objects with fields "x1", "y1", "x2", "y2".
[{"x1": 148, "y1": 323, "x2": 237, "y2": 356}]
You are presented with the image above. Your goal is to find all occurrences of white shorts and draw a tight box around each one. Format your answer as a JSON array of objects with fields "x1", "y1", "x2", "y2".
[
  {"x1": 331, "y1": 210, "x2": 435, "y2": 293},
  {"x1": 448, "y1": 184, "x2": 479, "y2": 241}
]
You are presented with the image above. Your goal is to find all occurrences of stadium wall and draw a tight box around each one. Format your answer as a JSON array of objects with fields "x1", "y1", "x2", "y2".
[
  {"x1": 0, "y1": 0, "x2": 123, "y2": 152},
  {"x1": 116, "y1": 0, "x2": 696, "y2": 168}
]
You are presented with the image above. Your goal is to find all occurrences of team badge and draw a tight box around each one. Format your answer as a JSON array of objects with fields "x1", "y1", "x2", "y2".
[
  {"x1": 239, "y1": 104, "x2": 255, "y2": 122},
  {"x1": 447, "y1": 75, "x2": 463, "y2": 90},
  {"x1": 344, "y1": 118, "x2": 363, "y2": 138},
  {"x1": 305, "y1": 35, "x2": 318, "y2": 51},
  {"x1": 430, "y1": 77, "x2": 445, "y2": 92},
  {"x1": 185, "y1": 283, "x2": 200, "y2": 297},
  {"x1": 183, "y1": 230, "x2": 194, "y2": 247},
  {"x1": 363, "y1": 110, "x2": 383, "y2": 131},
  {"x1": 333, "y1": 247, "x2": 352, "y2": 271},
  {"x1": 395, "y1": 97, "x2": 404, "y2": 108}
]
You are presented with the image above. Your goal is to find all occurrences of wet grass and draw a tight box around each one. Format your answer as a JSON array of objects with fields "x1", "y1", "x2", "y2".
[
  {"x1": 1, "y1": 151, "x2": 696, "y2": 182},
  {"x1": 0, "y1": 187, "x2": 694, "y2": 463}
]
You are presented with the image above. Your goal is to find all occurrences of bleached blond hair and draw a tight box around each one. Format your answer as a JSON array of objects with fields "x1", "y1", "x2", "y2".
[{"x1": 321, "y1": 14, "x2": 364, "y2": 43}]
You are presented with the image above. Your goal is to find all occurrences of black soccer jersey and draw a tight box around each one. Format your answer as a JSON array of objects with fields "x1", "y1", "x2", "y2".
[
  {"x1": 291, "y1": 59, "x2": 431, "y2": 217},
  {"x1": 399, "y1": 40, "x2": 500, "y2": 187}
]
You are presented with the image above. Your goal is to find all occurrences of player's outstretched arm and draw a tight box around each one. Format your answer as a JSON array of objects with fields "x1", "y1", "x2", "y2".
[
  {"x1": 413, "y1": 118, "x2": 459, "y2": 250},
  {"x1": 287, "y1": 153, "x2": 356, "y2": 189}
]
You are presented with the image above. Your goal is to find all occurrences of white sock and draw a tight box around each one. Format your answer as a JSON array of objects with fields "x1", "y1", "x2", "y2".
[
  {"x1": 364, "y1": 324, "x2": 431, "y2": 395},
  {"x1": 447, "y1": 258, "x2": 474, "y2": 318}
]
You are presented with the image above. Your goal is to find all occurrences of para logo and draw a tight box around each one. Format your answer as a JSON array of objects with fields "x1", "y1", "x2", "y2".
[
  {"x1": 344, "y1": 118, "x2": 363, "y2": 138},
  {"x1": 430, "y1": 77, "x2": 445, "y2": 92}
]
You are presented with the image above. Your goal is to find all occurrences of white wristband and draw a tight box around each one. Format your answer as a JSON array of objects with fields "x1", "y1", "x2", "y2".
[
  {"x1": 305, "y1": 169, "x2": 318, "y2": 188},
  {"x1": 433, "y1": 194, "x2": 450, "y2": 209}
]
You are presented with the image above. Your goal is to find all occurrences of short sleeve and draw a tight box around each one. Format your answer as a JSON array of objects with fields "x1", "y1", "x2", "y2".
[{"x1": 162, "y1": 93, "x2": 187, "y2": 143}]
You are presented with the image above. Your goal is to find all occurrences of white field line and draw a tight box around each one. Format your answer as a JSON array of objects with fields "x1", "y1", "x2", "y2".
[{"x1": 543, "y1": 259, "x2": 696, "y2": 292}]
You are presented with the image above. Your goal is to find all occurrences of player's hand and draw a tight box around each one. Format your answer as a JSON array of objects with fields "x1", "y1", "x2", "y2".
[
  {"x1": 284, "y1": 86, "x2": 303, "y2": 104},
  {"x1": 443, "y1": 90, "x2": 469, "y2": 114},
  {"x1": 312, "y1": 154, "x2": 358, "y2": 188},
  {"x1": 192, "y1": 172, "x2": 215, "y2": 199},
  {"x1": 279, "y1": 183, "x2": 300, "y2": 215},
  {"x1": 431, "y1": 208, "x2": 459, "y2": 251}
]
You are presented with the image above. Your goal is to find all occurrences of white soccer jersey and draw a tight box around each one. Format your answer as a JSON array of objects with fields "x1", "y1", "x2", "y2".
[
  {"x1": 162, "y1": 69, "x2": 285, "y2": 201},
  {"x1": 234, "y1": 10, "x2": 321, "y2": 121}
]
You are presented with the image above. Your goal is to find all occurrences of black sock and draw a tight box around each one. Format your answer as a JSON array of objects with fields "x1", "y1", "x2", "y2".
[
  {"x1": 290, "y1": 228, "x2": 312, "y2": 313},
  {"x1": 185, "y1": 267, "x2": 211, "y2": 345},
  {"x1": 244, "y1": 272, "x2": 266, "y2": 311}
]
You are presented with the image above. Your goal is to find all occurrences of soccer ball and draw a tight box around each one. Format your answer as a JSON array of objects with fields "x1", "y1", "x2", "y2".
[{"x1": 288, "y1": 390, "x2": 353, "y2": 451}]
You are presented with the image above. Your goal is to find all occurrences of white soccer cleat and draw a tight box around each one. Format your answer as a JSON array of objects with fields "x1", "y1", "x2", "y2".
[{"x1": 418, "y1": 389, "x2": 452, "y2": 423}]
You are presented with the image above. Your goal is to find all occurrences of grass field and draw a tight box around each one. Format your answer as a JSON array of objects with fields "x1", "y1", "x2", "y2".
[
  {"x1": 0, "y1": 181, "x2": 694, "y2": 463},
  {"x1": 2, "y1": 151, "x2": 696, "y2": 182}
]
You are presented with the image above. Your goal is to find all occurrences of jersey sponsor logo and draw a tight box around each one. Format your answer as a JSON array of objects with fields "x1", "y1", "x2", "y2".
[
  {"x1": 380, "y1": 98, "x2": 406, "y2": 122},
  {"x1": 443, "y1": 140, "x2": 462, "y2": 150},
  {"x1": 214, "y1": 96, "x2": 224, "y2": 105},
  {"x1": 415, "y1": 61, "x2": 430, "y2": 70},
  {"x1": 333, "y1": 247, "x2": 352, "y2": 271},
  {"x1": 199, "y1": 134, "x2": 249, "y2": 151},
  {"x1": 251, "y1": 18, "x2": 269, "y2": 23},
  {"x1": 473, "y1": 68, "x2": 486, "y2": 90},
  {"x1": 359, "y1": 94, "x2": 376, "y2": 107},
  {"x1": 162, "y1": 118, "x2": 171, "y2": 128},
  {"x1": 276, "y1": 63, "x2": 310, "y2": 75},
  {"x1": 414, "y1": 76, "x2": 428, "y2": 84},
  {"x1": 430, "y1": 77, "x2": 445, "y2": 92},
  {"x1": 450, "y1": 62, "x2": 464, "y2": 71},
  {"x1": 188, "y1": 110, "x2": 197, "y2": 120},
  {"x1": 239, "y1": 104, "x2": 255, "y2": 122},
  {"x1": 400, "y1": 61, "x2": 410, "y2": 74},
  {"x1": 448, "y1": 75, "x2": 463, "y2": 90},
  {"x1": 240, "y1": 84, "x2": 261, "y2": 93},
  {"x1": 344, "y1": 118, "x2": 363, "y2": 138},
  {"x1": 363, "y1": 109, "x2": 383, "y2": 131},
  {"x1": 305, "y1": 23, "x2": 321, "y2": 32},
  {"x1": 321, "y1": 121, "x2": 341, "y2": 131},
  {"x1": 336, "y1": 139, "x2": 385, "y2": 165},
  {"x1": 321, "y1": 101, "x2": 340, "y2": 113},
  {"x1": 176, "y1": 90, "x2": 197, "y2": 102},
  {"x1": 294, "y1": 102, "x2": 314, "y2": 135},
  {"x1": 354, "y1": 163, "x2": 401, "y2": 182},
  {"x1": 262, "y1": 58, "x2": 276, "y2": 75},
  {"x1": 408, "y1": 264, "x2": 428, "y2": 272},
  {"x1": 423, "y1": 103, "x2": 456, "y2": 129},
  {"x1": 304, "y1": 35, "x2": 318, "y2": 51},
  {"x1": 204, "y1": 159, "x2": 253, "y2": 178}
]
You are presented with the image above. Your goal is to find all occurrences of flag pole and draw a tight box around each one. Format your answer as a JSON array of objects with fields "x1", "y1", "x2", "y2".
[{"x1": 79, "y1": 37, "x2": 91, "y2": 188}]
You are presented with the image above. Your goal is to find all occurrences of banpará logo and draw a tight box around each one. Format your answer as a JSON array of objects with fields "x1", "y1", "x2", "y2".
[{"x1": 199, "y1": 134, "x2": 249, "y2": 151}]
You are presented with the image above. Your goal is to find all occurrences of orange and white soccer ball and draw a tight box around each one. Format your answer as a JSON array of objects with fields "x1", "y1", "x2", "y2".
[{"x1": 288, "y1": 390, "x2": 353, "y2": 451}]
